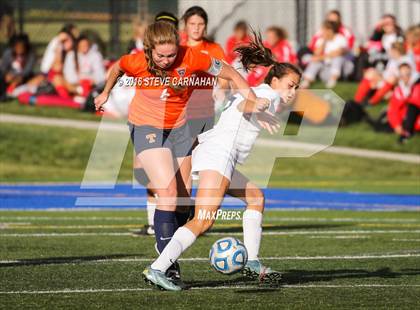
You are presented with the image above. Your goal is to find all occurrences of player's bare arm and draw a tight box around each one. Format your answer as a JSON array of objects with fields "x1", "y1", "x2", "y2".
[{"x1": 94, "y1": 62, "x2": 124, "y2": 111}]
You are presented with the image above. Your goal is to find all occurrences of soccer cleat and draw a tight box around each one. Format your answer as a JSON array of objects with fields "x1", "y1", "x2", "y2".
[
  {"x1": 166, "y1": 261, "x2": 186, "y2": 289},
  {"x1": 142, "y1": 266, "x2": 182, "y2": 291},
  {"x1": 131, "y1": 225, "x2": 155, "y2": 236},
  {"x1": 242, "y1": 260, "x2": 282, "y2": 284},
  {"x1": 153, "y1": 244, "x2": 186, "y2": 288}
]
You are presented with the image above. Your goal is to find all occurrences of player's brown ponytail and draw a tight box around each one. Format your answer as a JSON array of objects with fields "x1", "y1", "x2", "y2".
[
  {"x1": 235, "y1": 27, "x2": 301, "y2": 84},
  {"x1": 234, "y1": 28, "x2": 275, "y2": 72}
]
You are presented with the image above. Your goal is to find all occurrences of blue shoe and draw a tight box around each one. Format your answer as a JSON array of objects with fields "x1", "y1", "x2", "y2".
[
  {"x1": 143, "y1": 266, "x2": 182, "y2": 291},
  {"x1": 242, "y1": 260, "x2": 282, "y2": 284}
]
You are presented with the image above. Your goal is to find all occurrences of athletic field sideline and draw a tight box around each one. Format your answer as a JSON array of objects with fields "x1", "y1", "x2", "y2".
[{"x1": 0, "y1": 209, "x2": 419, "y2": 309}]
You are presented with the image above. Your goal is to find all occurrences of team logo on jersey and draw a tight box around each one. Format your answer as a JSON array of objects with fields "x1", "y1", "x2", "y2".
[
  {"x1": 145, "y1": 133, "x2": 156, "y2": 143},
  {"x1": 176, "y1": 68, "x2": 186, "y2": 77}
]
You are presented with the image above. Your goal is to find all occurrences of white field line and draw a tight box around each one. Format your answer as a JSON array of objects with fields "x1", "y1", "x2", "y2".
[
  {"x1": 263, "y1": 217, "x2": 420, "y2": 223},
  {"x1": 1, "y1": 216, "x2": 420, "y2": 223},
  {"x1": 0, "y1": 216, "x2": 145, "y2": 221},
  {"x1": 0, "y1": 224, "x2": 142, "y2": 229},
  {"x1": 2, "y1": 222, "x2": 420, "y2": 229},
  {"x1": 392, "y1": 239, "x2": 420, "y2": 242},
  {"x1": 1, "y1": 284, "x2": 420, "y2": 295},
  {"x1": 1, "y1": 253, "x2": 420, "y2": 265},
  {"x1": 1, "y1": 230, "x2": 420, "y2": 237},
  {"x1": 2, "y1": 113, "x2": 420, "y2": 164},
  {"x1": 308, "y1": 236, "x2": 370, "y2": 239},
  {"x1": 255, "y1": 139, "x2": 420, "y2": 164}
]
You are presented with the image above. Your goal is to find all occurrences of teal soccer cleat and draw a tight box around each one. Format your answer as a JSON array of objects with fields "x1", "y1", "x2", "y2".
[{"x1": 143, "y1": 266, "x2": 182, "y2": 291}]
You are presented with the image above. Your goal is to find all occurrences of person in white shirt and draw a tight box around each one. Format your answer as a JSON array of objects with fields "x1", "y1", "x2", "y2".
[
  {"x1": 302, "y1": 20, "x2": 347, "y2": 89},
  {"x1": 40, "y1": 24, "x2": 79, "y2": 75},
  {"x1": 63, "y1": 36, "x2": 105, "y2": 89},
  {"x1": 52, "y1": 35, "x2": 106, "y2": 103},
  {"x1": 143, "y1": 31, "x2": 302, "y2": 291}
]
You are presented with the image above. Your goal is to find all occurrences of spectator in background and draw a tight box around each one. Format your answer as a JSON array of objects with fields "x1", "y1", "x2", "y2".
[
  {"x1": 300, "y1": 10, "x2": 354, "y2": 74},
  {"x1": 353, "y1": 42, "x2": 415, "y2": 106},
  {"x1": 301, "y1": 20, "x2": 347, "y2": 89},
  {"x1": 386, "y1": 63, "x2": 420, "y2": 143},
  {"x1": 405, "y1": 24, "x2": 420, "y2": 72},
  {"x1": 247, "y1": 26, "x2": 297, "y2": 86},
  {"x1": 127, "y1": 19, "x2": 146, "y2": 54},
  {"x1": 309, "y1": 10, "x2": 355, "y2": 52},
  {"x1": 0, "y1": 2, "x2": 15, "y2": 47},
  {"x1": 363, "y1": 14, "x2": 404, "y2": 70},
  {"x1": 11, "y1": 26, "x2": 83, "y2": 109},
  {"x1": 225, "y1": 21, "x2": 251, "y2": 76},
  {"x1": 40, "y1": 24, "x2": 79, "y2": 76},
  {"x1": 265, "y1": 26, "x2": 297, "y2": 64},
  {"x1": 60, "y1": 35, "x2": 106, "y2": 103},
  {"x1": 0, "y1": 33, "x2": 35, "y2": 101},
  {"x1": 14, "y1": 24, "x2": 79, "y2": 98}
]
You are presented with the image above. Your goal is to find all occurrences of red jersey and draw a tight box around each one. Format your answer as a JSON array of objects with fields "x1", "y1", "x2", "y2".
[
  {"x1": 387, "y1": 78, "x2": 420, "y2": 131},
  {"x1": 309, "y1": 25, "x2": 354, "y2": 51},
  {"x1": 225, "y1": 35, "x2": 251, "y2": 64}
]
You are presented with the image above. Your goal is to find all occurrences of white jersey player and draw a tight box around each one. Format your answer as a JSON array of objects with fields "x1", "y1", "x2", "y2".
[
  {"x1": 143, "y1": 31, "x2": 302, "y2": 291},
  {"x1": 192, "y1": 83, "x2": 281, "y2": 180}
]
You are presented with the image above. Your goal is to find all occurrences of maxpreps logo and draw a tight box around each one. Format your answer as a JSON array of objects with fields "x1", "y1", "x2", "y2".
[{"x1": 197, "y1": 209, "x2": 242, "y2": 220}]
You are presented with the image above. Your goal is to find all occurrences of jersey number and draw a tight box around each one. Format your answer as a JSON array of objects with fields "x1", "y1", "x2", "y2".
[{"x1": 160, "y1": 88, "x2": 170, "y2": 101}]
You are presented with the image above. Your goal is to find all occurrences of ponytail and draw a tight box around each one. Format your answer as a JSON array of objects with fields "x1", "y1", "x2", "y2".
[
  {"x1": 234, "y1": 28, "x2": 275, "y2": 72},
  {"x1": 235, "y1": 27, "x2": 302, "y2": 84}
]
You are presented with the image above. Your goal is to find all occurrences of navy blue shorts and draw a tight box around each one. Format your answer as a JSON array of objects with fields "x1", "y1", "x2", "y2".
[
  {"x1": 187, "y1": 117, "x2": 215, "y2": 138},
  {"x1": 128, "y1": 123, "x2": 192, "y2": 158}
]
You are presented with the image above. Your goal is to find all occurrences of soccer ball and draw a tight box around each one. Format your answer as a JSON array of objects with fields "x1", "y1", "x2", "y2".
[{"x1": 209, "y1": 237, "x2": 248, "y2": 274}]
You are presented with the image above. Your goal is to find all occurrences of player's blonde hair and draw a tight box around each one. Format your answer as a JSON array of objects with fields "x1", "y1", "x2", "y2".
[{"x1": 143, "y1": 21, "x2": 180, "y2": 78}]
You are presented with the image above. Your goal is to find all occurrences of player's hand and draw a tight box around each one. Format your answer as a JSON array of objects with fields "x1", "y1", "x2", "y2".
[
  {"x1": 255, "y1": 97, "x2": 270, "y2": 112},
  {"x1": 94, "y1": 91, "x2": 109, "y2": 112},
  {"x1": 257, "y1": 111, "x2": 280, "y2": 135}
]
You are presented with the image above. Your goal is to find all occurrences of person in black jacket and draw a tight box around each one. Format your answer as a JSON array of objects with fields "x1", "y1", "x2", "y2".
[{"x1": 0, "y1": 33, "x2": 35, "y2": 101}]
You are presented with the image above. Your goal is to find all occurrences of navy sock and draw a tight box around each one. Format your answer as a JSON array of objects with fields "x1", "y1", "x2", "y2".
[
  {"x1": 175, "y1": 210, "x2": 190, "y2": 228},
  {"x1": 154, "y1": 209, "x2": 177, "y2": 253}
]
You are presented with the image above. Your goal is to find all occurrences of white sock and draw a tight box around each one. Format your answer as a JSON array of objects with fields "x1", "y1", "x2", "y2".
[
  {"x1": 151, "y1": 227, "x2": 196, "y2": 272},
  {"x1": 242, "y1": 209, "x2": 263, "y2": 261},
  {"x1": 146, "y1": 198, "x2": 156, "y2": 226}
]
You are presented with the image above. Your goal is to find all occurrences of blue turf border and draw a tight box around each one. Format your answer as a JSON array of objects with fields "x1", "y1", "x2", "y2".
[{"x1": 0, "y1": 184, "x2": 419, "y2": 211}]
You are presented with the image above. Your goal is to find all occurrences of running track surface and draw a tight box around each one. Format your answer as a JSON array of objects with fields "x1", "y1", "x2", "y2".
[{"x1": 0, "y1": 184, "x2": 418, "y2": 211}]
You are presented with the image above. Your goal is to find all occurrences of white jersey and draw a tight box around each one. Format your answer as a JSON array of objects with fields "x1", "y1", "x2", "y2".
[
  {"x1": 192, "y1": 84, "x2": 280, "y2": 180},
  {"x1": 383, "y1": 54, "x2": 416, "y2": 81}
]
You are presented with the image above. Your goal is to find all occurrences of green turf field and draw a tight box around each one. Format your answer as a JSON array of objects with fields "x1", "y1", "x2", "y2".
[{"x1": 0, "y1": 210, "x2": 419, "y2": 309}]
